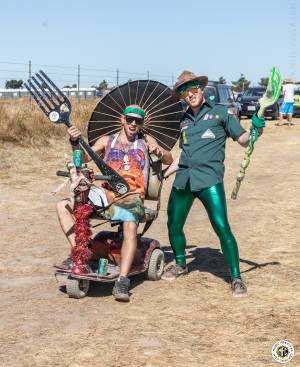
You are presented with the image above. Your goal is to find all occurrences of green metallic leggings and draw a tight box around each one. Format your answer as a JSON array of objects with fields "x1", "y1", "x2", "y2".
[{"x1": 167, "y1": 182, "x2": 240, "y2": 278}]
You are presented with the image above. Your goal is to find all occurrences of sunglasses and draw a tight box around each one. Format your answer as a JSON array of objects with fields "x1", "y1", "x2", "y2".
[
  {"x1": 125, "y1": 116, "x2": 144, "y2": 125},
  {"x1": 178, "y1": 84, "x2": 203, "y2": 98}
]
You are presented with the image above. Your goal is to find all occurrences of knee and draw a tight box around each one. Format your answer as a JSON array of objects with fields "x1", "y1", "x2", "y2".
[
  {"x1": 56, "y1": 200, "x2": 71, "y2": 217},
  {"x1": 167, "y1": 219, "x2": 174, "y2": 231},
  {"x1": 123, "y1": 222, "x2": 138, "y2": 241},
  {"x1": 167, "y1": 217, "x2": 182, "y2": 236},
  {"x1": 167, "y1": 196, "x2": 184, "y2": 235},
  {"x1": 214, "y1": 221, "x2": 233, "y2": 241}
]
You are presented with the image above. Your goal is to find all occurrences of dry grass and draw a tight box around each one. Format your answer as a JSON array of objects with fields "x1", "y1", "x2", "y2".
[
  {"x1": 0, "y1": 98, "x2": 97, "y2": 146},
  {"x1": 0, "y1": 120, "x2": 300, "y2": 366}
]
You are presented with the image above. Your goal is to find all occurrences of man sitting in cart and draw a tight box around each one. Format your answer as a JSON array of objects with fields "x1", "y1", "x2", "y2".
[{"x1": 56, "y1": 104, "x2": 173, "y2": 301}]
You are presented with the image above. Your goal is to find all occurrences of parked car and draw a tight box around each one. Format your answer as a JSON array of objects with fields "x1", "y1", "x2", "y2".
[
  {"x1": 237, "y1": 87, "x2": 279, "y2": 119},
  {"x1": 235, "y1": 91, "x2": 245, "y2": 100},
  {"x1": 204, "y1": 81, "x2": 240, "y2": 116},
  {"x1": 181, "y1": 81, "x2": 240, "y2": 116}
]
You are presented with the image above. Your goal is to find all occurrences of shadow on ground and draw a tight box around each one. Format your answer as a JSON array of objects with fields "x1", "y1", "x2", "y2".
[
  {"x1": 58, "y1": 246, "x2": 280, "y2": 298},
  {"x1": 163, "y1": 245, "x2": 280, "y2": 284},
  {"x1": 59, "y1": 272, "x2": 147, "y2": 298}
]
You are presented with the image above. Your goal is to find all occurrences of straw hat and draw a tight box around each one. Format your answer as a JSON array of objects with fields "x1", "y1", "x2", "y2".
[
  {"x1": 284, "y1": 78, "x2": 294, "y2": 84},
  {"x1": 172, "y1": 70, "x2": 208, "y2": 97}
]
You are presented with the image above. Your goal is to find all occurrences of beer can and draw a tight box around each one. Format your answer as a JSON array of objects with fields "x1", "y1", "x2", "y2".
[
  {"x1": 98, "y1": 258, "x2": 108, "y2": 276},
  {"x1": 73, "y1": 149, "x2": 83, "y2": 169}
]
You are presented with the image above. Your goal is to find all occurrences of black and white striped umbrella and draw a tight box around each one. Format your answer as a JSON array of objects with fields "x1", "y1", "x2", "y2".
[{"x1": 87, "y1": 80, "x2": 183, "y2": 150}]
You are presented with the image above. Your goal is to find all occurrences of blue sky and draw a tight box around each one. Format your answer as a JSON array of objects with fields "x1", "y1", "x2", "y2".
[{"x1": 0, "y1": 0, "x2": 299, "y2": 88}]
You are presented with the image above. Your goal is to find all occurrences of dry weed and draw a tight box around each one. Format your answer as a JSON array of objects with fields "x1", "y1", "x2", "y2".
[{"x1": 0, "y1": 98, "x2": 97, "y2": 146}]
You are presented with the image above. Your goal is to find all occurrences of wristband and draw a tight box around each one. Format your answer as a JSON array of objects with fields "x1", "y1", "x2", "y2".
[
  {"x1": 69, "y1": 137, "x2": 80, "y2": 147},
  {"x1": 158, "y1": 151, "x2": 164, "y2": 160}
]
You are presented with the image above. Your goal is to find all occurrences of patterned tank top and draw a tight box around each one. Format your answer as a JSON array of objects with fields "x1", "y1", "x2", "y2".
[{"x1": 104, "y1": 133, "x2": 149, "y2": 199}]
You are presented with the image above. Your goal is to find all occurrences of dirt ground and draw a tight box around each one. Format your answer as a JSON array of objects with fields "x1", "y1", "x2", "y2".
[{"x1": 0, "y1": 118, "x2": 299, "y2": 367}]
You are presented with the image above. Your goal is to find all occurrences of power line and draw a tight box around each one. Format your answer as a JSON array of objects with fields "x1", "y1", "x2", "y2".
[
  {"x1": 0, "y1": 69, "x2": 28, "y2": 73},
  {"x1": 0, "y1": 61, "x2": 28, "y2": 66},
  {"x1": 0, "y1": 60, "x2": 174, "y2": 88},
  {"x1": 0, "y1": 60, "x2": 173, "y2": 79}
]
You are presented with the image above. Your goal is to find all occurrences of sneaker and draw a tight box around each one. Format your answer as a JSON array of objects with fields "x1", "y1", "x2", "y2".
[
  {"x1": 54, "y1": 257, "x2": 72, "y2": 270},
  {"x1": 161, "y1": 264, "x2": 188, "y2": 281},
  {"x1": 112, "y1": 276, "x2": 130, "y2": 302},
  {"x1": 231, "y1": 278, "x2": 247, "y2": 296}
]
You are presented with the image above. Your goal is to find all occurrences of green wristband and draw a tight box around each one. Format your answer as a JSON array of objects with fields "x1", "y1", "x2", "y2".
[{"x1": 251, "y1": 113, "x2": 265, "y2": 129}]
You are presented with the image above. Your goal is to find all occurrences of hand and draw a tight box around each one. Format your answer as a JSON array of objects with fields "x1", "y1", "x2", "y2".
[
  {"x1": 68, "y1": 126, "x2": 81, "y2": 142},
  {"x1": 251, "y1": 113, "x2": 265, "y2": 141},
  {"x1": 251, "y1": 113, "x2": 265, "y2": 129},
  {"x1": 162, "y1": 167, "x2": 172, "y2": 179},
  {"x1": 257, "y1": 128, "x2": 263, "y2": 137},
  {"x1": 147, "y1": 143, "x2": 164, "y2": 159},
  {"x1": 250, "y1": 126, "x2": 264, "y2": 142}
]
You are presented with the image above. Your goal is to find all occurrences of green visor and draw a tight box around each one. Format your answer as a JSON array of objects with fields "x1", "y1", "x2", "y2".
[{"x1": 123, "y1": 106, "x2": 145, "y2": 118}]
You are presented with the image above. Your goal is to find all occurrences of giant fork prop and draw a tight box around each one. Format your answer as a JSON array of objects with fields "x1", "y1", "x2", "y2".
[
  {"x1": 231, "y1": 67, "x2": 282, "y2": 200},
  {"x1": 24, "y1": 70, "x2": 130, "y2": 195}
]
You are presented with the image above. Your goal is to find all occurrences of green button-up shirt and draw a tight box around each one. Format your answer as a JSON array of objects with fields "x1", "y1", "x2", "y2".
[{"x1": 173, "y1": 99, "x2": 246, "y2": 192}]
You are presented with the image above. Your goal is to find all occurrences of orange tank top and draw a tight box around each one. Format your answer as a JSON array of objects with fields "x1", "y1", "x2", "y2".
[{"x1": 104, "y1": 133, "x2": 149, "y2": 199}]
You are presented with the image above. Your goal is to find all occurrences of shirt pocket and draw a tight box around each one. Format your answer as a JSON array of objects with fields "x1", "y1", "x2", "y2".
[{"x1": 202, "y1": 119, "x2": 220, "y2": 128}]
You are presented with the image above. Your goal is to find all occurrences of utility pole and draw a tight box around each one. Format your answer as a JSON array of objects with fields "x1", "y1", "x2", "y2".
[
  {"x1": 147, "y1": 70, "x2": 149, "y2": 80},
  {"x1": 29, "y1": 60, "x2": 32, "y2": 107},
  {"x1": 77, "y1": 64, "x2": 80, "y2": 102},
  {"x1": 116, "y1": 68, "x2": 119, "y2": 86}
]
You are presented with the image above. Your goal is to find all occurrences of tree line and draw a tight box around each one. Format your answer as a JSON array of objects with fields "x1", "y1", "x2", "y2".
[
  {"x1": 4, "y1": 79, "x2": 109, "y2": 90},
  {"x1": 4, "y1": 76, "x2": 268, "y2": 92},
  {"x1": 217, "y1": 75, "x2": 269, "y2": 91}
]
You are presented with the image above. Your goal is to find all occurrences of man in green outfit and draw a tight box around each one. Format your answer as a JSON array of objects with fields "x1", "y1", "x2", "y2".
[{"x1": 162, "y1": 71, "x2": 265, "y2": 295}]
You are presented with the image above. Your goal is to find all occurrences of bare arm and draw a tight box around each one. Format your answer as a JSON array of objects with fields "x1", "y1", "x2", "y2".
[
  {"x1": 237, "y1": 131, "x2": 250, "y2": 147},
  {"x1": 67, "y1": 126, "x2": 108, "y2": 162},
  {"x1": 88, "y1": 135, "x2": 108, "y2": 161},
  {"x1": 163, "y1": 156, "x2": 180, "y2": 178},
  {"x1": 144, "y1": 134, "x2": 173, "y2": 165},
  {"x1": 237, "y1": 128, "x2": 263, "y2": 148}
]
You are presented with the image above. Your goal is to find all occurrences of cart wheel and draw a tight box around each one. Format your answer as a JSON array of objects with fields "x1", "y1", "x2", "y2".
[
  {"x1": 147, "y1": 248, "x2": 165, "y2": 280},
  {"x1": 66, "y1": 277, "x2": 90, "y2": 299}
]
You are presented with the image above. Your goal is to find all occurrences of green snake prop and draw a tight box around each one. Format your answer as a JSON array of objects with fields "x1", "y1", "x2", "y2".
[{"x1": 231, "y1": 67, "x2": 282, "y2": 200}]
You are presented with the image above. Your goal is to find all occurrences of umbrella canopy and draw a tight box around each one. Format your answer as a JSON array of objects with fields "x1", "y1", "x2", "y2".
[{"x1": 88, "y1": 80, "x2": 183, "y2": 150}]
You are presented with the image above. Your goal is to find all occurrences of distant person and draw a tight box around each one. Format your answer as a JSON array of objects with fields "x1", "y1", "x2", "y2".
[{"x1": 276, "y1": 78, "x2": 297, "y2": 126}]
